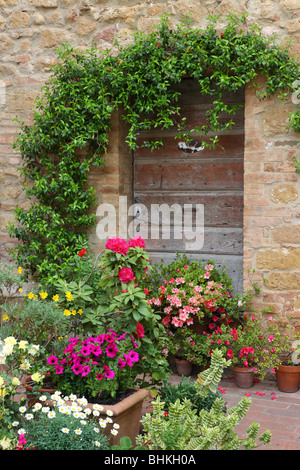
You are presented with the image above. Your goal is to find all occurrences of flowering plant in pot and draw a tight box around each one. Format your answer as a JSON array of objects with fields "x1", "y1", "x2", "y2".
[
  {"x1": 46, "y1": 236, "x2": 170, "y2": 391},
  {"x1": 142, "y1": 253, "x2": 253, "y2": 334},
  {"x1": 200, "y1": 315, "x2": 266, "y2": 387},
  {"x1": 160, "y1": 324, "x2": 208, "y2": 376},
  {"x1": 257, "y1": 318, "x2": 300, "y2": 392},
  {"x1": 45, "y1": 329, "x2": 141, "y2": 402}
]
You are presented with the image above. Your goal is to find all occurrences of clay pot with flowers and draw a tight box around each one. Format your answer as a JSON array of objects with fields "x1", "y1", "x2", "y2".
[
  {"x1": 142, "y1": 254, "x2": 252, "y2": 343},
  {"x1": 24, "y1": 330, "x2": 148, "y2": 445},
  {"x1": 161, "y1": 325, "x2": 207, "y2": 376},
  {"x1": 260, "y1": 320, "x2": 300, "y2": 393},
  {"x1": 201, "y1": 315, "x2": 266, "y2": 388}
]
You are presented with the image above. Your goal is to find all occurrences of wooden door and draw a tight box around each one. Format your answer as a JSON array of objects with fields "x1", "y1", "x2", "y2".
[{"x1": 133, "y1": 79, "x2": 244, "y2": 292}]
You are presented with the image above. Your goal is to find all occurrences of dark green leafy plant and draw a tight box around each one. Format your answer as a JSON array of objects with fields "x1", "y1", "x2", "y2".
[
  {"x1": 8, "y1": 13, "x2": 300, "y2": 285},
  {"x1": 159, "y1": 376, "x2": 226, "y2": 415}
]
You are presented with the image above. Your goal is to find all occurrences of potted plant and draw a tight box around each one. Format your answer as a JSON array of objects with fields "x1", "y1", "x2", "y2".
[
  {"x1": 259, "y1": 319, "x2": 300, "y2": 393},
  {"x1": 23, "y1": 329, "x2": 149, "y2": 446},
  {"x1": 161, "y1": 325, "x2": 207, "y2": 376},
  {"x1": 201, "y1": 315, "x2": 266, "y2": 388},
  {"x1": 142, "y1": 253, "x2": 253, "y2": 334}
]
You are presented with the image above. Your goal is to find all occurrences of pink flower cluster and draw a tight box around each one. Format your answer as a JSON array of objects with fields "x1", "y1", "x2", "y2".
[
  {"x1": 47, "y1": 331, "x2": 139, "y2": 383},
  {"x1": 105, "y1": 235, "x2": 145, "y2": 255},
  {"x1": 147, "y1": 264, "x2": 230, "y2": 329},
  {"x1": 118, "y1": 267, "x2": 134, "y2": 284}
]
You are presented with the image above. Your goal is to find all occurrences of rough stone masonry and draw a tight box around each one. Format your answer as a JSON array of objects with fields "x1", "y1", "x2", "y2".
[{"x1": 0, "y1": 0, "x2": 300, "y2": 332}]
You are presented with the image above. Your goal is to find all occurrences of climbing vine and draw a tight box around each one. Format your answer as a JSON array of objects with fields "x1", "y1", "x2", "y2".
[{"x1": 8, "y1": 13, "x2": 300, "y2": 286}]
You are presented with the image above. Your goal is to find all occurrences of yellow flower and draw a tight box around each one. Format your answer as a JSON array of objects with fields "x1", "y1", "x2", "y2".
[
  {"x1": 71, "y1": 310, "x2": 76, "y2": 316},
  {"x1": 11, "y1": 377, "x2": 20, "y2": 387},
  {"x1": 78, "y1": 309, "x2": 83, "y2": 315},
  {"x1": 18, "y1": 288, "x2": 23, "y2": 293},
  {"x1": 28, "y1": 292, "x2": 35, "y2": 300},
  {"x1": 31, "y1": 372, "x2": 43, "y2": 383},
  {"x1": 52, "y1": 294, "x2": 59, "y2": 302},
  {"x1": 39, "y1": 292, "x2": 48, "y2": 300},
  {"x1": 65, "y1": 291, "x2": 73, "y2": 301},
  {"x1": 18, "y1": 341, "x2": 28, "y2": 350},
  {"x1": 18, "y1": 267, "x2": 22, "y2": 274},
  {"x1": 2, "y1": 314, "x2": 8, "y2": 322},
  {"x1": 64, "y1": 309, "x2": 71, "y2": 316}
]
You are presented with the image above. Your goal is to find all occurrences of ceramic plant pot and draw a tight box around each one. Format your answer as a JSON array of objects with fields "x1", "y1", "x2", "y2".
[
  {"x1": 174, "y1": 357, "x2": 193, "y2": 377},
  {"x1": 232, "y1": 366, "x2": 255, "y2": 388},
  {"x1": 275, "y1": 365, "x2": 300, "y2": 393}
]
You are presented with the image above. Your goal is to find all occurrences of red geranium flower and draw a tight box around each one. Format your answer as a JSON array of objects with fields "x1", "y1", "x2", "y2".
[{"x1": 78, "y1": 248, "x2": 87, "y2": 257}]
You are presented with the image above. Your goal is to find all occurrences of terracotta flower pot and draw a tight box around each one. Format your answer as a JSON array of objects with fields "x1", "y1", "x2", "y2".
[
  {"x1": 174, "y1": 357, "x2": 193, "y2": 377},
  {"x1": 78, "y1": 388, "x2": 149, "y2": 446},
  {"x1": 275, "y1": 364, "x2": 300, "y2": 393},
  {"x1": 22, "y1": 374, "x2": 148, "y2": 446},
  {"x1": 232, "y1": 366, "x2": 255, "y2": 388}
]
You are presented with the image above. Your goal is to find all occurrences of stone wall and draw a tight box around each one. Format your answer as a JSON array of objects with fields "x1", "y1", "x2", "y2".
[{"x1": 0, "y1": 0, "x2": 300, "y2": 330}]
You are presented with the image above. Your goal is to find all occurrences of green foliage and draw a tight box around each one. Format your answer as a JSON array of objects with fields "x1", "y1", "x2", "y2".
[
  {"x1": 158, "y1": 375, "x2": 225, "y2": 415},
  {"x1": 8, "y1": 14, "x2": 300, "y2": 284},
  {"x1": 137, "y1": 350, "x2": 272, "y2": 450},
  {"x1": 110, "y1": 436, "x2": 146, "y2": 451},
  {"x1": 0, "y1": 296, "x2": 70, "y2": 356}
]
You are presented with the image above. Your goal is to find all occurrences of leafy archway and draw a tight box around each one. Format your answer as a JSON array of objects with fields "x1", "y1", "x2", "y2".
[{"x1": 8, "y1": 14, "x2": 300, "y2": 286}]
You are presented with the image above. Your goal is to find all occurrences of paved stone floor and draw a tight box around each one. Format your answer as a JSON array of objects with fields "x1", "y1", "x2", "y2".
[{"x1": 142, "y1": 370, "x2": 300, "y2": 451}]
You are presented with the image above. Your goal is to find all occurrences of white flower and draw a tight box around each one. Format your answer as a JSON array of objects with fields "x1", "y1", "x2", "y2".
[
  {"x1": 47, "y1": 410, "x2": 56, "y2": 419},
  {"x1": 93, "y1": 410, "x2": 100, "y2": 416},
  {"x1": 69, "y1": 394, "x2": 77, "y2": 400},
  {"x1": 58, "y1": 405, "x2": 68, "y2": 414},
  {"x1": 33, "y1": 403, "x2": 42, "y2": 411},
  {"x1": 19, "y1": 406, "x2": 27, "y2": 413},
  {"x1": 18, "y1": 340, "x2": 28, "y2": 350},
  {"x1": 39, "y1": 395, "x2": 48, "y2": 401},
  {"x1": 106, "y1": 409, "x2": 113, "y2": 417},
  {"x1": 80, "y1": 420, "x2": 87, "y2": 425},
  {"x1": 12, "y1": 421, "x2": 19, "y2": 427},
  {"x1": 99, "y1": 419, "x2": 107, "y2": 428},
  {"x1": 93, "y1": 404, "x2": 104, "y2": 411},
  {"x1": 94, "y1": 427, "x2": 100, "y2": 433},
  {"x1": 25, "y1": 413, "x2": 34, "y2": 420},
  {"x1": 77, "y1": 397, "x2": 88, "y2": 406},
  {"x1": 113, "y1": 423, "x2": 120, "y2": 429},
  {"x1": 42, "y1": 407, "x2": 50, "y2": 413},
  {"x1": 73, "y1": 412, "x2": 80, "y2": 419},
  {"x1": 106, "y1": 417, "x2": 113, "y2": 424},
  {"x1": 74, "y1": 428, "x2": 82, "y2": 435},
  {"x1": 94, "y1": 441, "x2": 101, "y2": 447},
  {"x1": 111, "y1": 429, "x2": 118, "y2": 436},
  {"x1": 17, "y1": 429, "x2": 26, "y2": 435},
  {"x1": 84, "y1": 408, "x2": 92, "y2": 415},
  {"x1": 61, "y1": 428, "x2": 69, "y2": 434}
]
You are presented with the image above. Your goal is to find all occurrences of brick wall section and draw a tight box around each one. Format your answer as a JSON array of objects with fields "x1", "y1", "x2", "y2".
[{"x1": 0, "y1": 0, "x2": 300, "y2": 330}]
